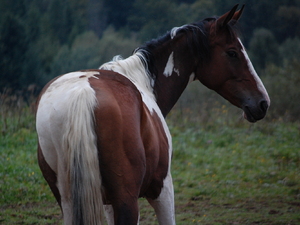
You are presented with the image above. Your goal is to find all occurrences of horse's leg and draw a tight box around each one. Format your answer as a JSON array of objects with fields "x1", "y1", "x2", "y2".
[
  {"x1": 38, "y1": 143, "x2": 71, "y2": 224},
  {"x1": 38, "y1": 132, "x2": 74, "y2": 225},
  {"x1": 57, "y1": 164, "x2": 73, "y2": 225},
  {"x1": 108, "y1": 198, "x2": 139, "y2": 225},
  {"x1": 104, "y1": 205, "x2": 114, "y2": 225},
  {"x1": 100, "y1": 161, "x2": 141, "y2": 225},
  {"x1": 37, "y1": 144, "x2": 61, "y2": 208},
  {"x1": 104, "y1": 204, "x2": 141, "y2": 225},
  {"x1": 38, "y1": 143, "x2": 73, "y2": 224},
  {"x1": 102, "y1": 168, "x2": 141, "y2": 224},
  {"x1": 147, "y1": 172, "x2": 175, "y2": 225}
]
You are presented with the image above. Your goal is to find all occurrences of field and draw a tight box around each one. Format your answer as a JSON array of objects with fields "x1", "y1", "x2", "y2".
[{"x1": 1, "y1": 85, "x2": 300, "y2": 224}]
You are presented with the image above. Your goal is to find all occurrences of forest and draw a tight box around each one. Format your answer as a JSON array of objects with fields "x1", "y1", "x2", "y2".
[{"x1": 1, "y1": 0, "x2": 300, "y2": 119}]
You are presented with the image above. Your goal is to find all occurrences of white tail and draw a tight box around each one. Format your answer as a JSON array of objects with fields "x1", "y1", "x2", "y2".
[{"x1": 62, "y1": 82, "x2": 104, "y2": 225}]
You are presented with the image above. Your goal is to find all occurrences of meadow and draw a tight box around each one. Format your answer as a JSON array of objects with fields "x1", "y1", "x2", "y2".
[{"x1": 1, "y1": 83, "x2": 300, "y2": 224}]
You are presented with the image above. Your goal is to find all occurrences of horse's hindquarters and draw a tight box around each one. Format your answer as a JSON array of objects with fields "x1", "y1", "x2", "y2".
[{"x1": 36, "y1": 71, "x2": 105, "y2": 224}]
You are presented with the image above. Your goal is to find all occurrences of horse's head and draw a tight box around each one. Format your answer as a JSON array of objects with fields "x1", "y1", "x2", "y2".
[{"x1": 196, "y1": 5, "x2": 270, "y2": 122}]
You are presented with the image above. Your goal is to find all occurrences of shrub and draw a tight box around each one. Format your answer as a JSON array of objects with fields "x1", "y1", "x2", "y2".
[
  {"x1": 262, "y1": 60, "x2": 300, "y2": 121},
  {"x1": 48, "y1": 28, "x2": 140, "y2": 83},
  {"x1": 249, "y1": 28, "x2": 279, "y2": 71},
  {"x1": 279, "y1": 37, "x2": 300, "y2": 63}
]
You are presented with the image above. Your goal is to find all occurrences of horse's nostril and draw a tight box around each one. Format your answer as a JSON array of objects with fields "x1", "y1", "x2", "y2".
[{"x1": 260, "y1": 100, "x2": 269, "y2": 112}]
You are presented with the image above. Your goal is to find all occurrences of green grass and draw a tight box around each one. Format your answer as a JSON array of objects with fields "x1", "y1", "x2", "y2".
[
  {"x1": 1, "y1": 104, "x2": 300, "y2": 224},
  {"x1": 168, "y1": 116, "x2": 300, "y2": 224}
]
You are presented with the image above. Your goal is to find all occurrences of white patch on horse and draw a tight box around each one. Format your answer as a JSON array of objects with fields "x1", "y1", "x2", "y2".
[
  {"x1": 163, "y1": 52, "x2": 180, "y2": 77},
  {"x1": 174, "y1": 68, "x2": 180, "y2": 76},
  {"x1": 188, "y1": 72, "x2": 195, "y2": 83},
  {"x1": 163, "y1": 52, "x2": 174, "y2": 77},
  {"x1": 170, "y1": 26, "x2": 185, "y2": 39},
  {"x1": 170, "y1": 24, "x2": 203, "y2": 39},
  {"x1": 104, "y1": 205, "x2": 114, "y2": 225},
  {"x1": 238, "y1": 39, "x2": 270, "y2": 105}
]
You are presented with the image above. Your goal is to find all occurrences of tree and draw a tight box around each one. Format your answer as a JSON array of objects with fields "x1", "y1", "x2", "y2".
[
  {"x1": 249, "y1": 28, "x2": 279, "y2": 71},
  {"x1": 48, "y1": 0, "x2": 73, "y2": 44},
  {"x1": 128, "y1": 0, "x2": 182, "y2": 41},
  {"x1": 276, "y1": 6, "x2": 300, "y2": 41},
  {"x1": 279, "y1": 37, "x2": 300, "y2": 63},
  {"x1": 103, "y1": 0, "x2": 135, "y2": 29},
  {"x1": 0, "y1": 13, "x2": 28, "y2": 90},
  {"x1": 87, "y1": 0, "x2": 107, "y2": 37},
  {"x1": 189, "y1": 0, "x2": 216, "y2": 21},
  {"x1": 26, "y1": 3, "x2": 41, "y2": 42}
]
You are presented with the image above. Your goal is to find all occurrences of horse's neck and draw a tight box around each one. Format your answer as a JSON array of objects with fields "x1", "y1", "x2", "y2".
[{"x1": 151, "y1": 37, "x2": 197, "y2": 117}]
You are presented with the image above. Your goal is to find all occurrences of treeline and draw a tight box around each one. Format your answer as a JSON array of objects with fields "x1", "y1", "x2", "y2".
[{"x1": 0, "y1": 0, "x2": 300, "y2": 93}]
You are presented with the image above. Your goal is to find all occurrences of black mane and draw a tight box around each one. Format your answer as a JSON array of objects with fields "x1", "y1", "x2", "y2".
[
  {"x1": 135, "y1": 17, "x2": 241, "y2": 81},
  {"x1": 135, "y1": 18, "x2": 214, "y2": 79}
]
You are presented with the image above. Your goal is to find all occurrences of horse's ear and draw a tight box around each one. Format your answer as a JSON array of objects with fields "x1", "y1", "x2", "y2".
[
  {"x1": 232, "y1": 4, "x2": 245, "y2": 23},
  {"x1": 216, "y1": 4, "x2": 239, "y2": 29},
  {"x1": 210, "y1": 4, "x2": 242, "y2": 40}
]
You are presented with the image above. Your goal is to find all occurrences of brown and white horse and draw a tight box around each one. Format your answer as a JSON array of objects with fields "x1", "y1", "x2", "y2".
[{"x1": 36, "y1": 5, "x2": 270, "y2": 225}]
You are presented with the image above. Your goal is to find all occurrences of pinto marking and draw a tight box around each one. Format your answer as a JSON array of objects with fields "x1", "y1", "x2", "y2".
[
  {"x1": 189, "y1": 72, "x2": 196, "y2": 83},
  {"x1": 163, "y1": 52, "x2": 175, "y2": 77},
  {"x1": 163, "y1": 52, "x2": 180, "y2": 77},
  {"x1": 170, "y1": 26, "x2": 186, "y2": 39}
]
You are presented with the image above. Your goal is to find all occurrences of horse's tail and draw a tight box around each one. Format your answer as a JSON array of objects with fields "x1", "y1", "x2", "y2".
[{"x1": 63, "y1": 83, "x2": 104, "y2": 225}]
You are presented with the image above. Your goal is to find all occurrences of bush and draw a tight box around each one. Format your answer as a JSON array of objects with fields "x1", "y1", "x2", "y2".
[
  {"x1": 0, "y1": 13, "x2": 28, "y2": 90},
  {"x1": 97, "y1": 27, "x2": 140, "y2": 63},
  {"x1": 49, "y1": 31, "x2": 101, "y2": 78},
  {"x1": 262, "y1": 60, "x2": 300, "y2": 121},
  {"x1": 249, "y1": 28, "x2": 279, "y2": 71},
  {"x1": 279, "y1": 37, "x2": 300, "y2": 63},
  {"x1": 48, "y1": 28, "x2": 140, "y2": 83}
]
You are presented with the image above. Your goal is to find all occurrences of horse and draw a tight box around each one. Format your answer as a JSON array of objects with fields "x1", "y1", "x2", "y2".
[{"x1": 36, "y1": 4, "x2": 270, "y2": 225}]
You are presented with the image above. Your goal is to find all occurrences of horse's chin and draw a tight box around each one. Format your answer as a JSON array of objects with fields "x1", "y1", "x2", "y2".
[{"x1": 243, "y1": 111, "x2": 257, "y2": 123}]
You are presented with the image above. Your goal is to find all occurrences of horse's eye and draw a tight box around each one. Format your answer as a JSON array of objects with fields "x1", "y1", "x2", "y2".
[{"x1": 227, "y1": 51, "x2": 238, "y2": 58}]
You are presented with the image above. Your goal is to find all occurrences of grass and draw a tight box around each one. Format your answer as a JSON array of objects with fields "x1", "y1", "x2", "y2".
[
  {"x1": 1, "y1": 96, "x2": 300, "y2": 224},
  {"x1": 168, "y1": 114, "x2": 300, "y2": 225}
]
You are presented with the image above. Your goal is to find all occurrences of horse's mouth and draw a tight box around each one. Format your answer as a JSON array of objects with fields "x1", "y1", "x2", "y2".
[
  {"x1": 243, "y1": 106, "x2": 260, "y2": 123},
  {"x1": 243, "y1": 110, "x2": 257, "y2": 123}
]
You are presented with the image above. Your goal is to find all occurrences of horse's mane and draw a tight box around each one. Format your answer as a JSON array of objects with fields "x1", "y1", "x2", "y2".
[
  {"x1": 100, "y1": 53, "x2": 156, "y2": 100},
  {"x1": 134, "y1": 18, "x2": 214, "y2": 79}
]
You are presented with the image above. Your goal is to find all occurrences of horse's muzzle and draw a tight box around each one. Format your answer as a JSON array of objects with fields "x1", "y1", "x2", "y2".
[{"x1": 242, "y1": 99, "x2": 269, "y2": 123}]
